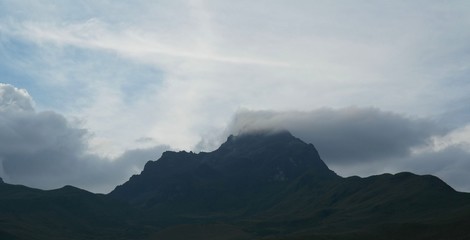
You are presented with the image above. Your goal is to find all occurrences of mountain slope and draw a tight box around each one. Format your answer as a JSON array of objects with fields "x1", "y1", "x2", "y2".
[{"x1": 0, "y1": 182, "x2": 145, "y2": 240}]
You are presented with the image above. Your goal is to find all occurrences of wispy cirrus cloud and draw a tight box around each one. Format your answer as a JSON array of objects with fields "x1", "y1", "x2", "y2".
[{"x1": 2, "y1": 18, "x2": 291, "y2": 67}]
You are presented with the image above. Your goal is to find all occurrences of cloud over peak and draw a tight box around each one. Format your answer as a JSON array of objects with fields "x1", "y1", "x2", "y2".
[
  {"x1": 228, "y1": 108, "x2": 446, "y2": 164},
  {"x1": 221, "y1": 108, "x2": 470, "y2": 192}
]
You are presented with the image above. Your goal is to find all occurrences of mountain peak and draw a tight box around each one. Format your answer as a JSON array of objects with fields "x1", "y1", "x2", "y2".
[
  {"x1": 110, "y1": 131, "x2": 338, "y2": 206},
  {"x1": 218, "y1": 130, "x2": 307, "y2": 154},
  {"x1": 213, "y1": 130, "x2": 335, "y2": 179}
]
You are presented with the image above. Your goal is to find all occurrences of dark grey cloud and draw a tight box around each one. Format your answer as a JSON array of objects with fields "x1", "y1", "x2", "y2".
[
  {"x1": 0, "y1": 110, "x2": 87, "y2": 158},
  {"x1": 0, "y1": 84, "x2": 168, "y2": 193},
  {"x1": 223, "y1": 108, "x2": 470, "y2": 192},
  {"x1": 227, "y1": 108, "x2": 447, "y2": 164}
]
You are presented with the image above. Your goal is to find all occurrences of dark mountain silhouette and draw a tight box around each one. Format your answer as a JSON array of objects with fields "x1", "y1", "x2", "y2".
[
  {"x1": 1, "y1": 131, "x2": 470, "y2": 239},
  {"x1": 110, "y1": 131, "x2": 337, "y2": 209},
  {"x1": 0, "y1": 182, "x2": 144, "y2": 240}
]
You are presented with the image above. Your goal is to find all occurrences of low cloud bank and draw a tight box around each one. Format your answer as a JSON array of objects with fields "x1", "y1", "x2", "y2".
[
  {"x1": 0, "y1": 84, "x2": 168, "y2": 193},
  {"x1": 227, "y1": 108, "x2": 447, "y2": 163},
  {"x1": 221, "y1": 108, "x2": 470, "y2": 192}
]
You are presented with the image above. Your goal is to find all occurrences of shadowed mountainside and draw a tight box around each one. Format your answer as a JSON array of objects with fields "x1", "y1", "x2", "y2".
[{"x1": 1, "y1": 131, "x2": 470, "y2": 239}]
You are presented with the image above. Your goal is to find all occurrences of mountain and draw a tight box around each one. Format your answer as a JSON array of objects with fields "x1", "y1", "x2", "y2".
[
  {"x1": 1, "y1": 131, "x2": 470, "y2": 239},
  {"x1": 110, "y1": 131, "x2": 337, "y2": 209},
  {"x1": 110, "y1": 131, "x2": 470, "y2": 239}
]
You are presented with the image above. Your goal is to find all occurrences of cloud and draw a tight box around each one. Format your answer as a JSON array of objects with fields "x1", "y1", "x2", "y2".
[
  {"x1": 2, "y1": 17, "x2": 289, "y2": 67},
  {"x1": 0, "y1": 84, "x2": 169, "y2": 193},
  {"x1": 221, "y1": 108, "x2": 470, "y2": 192},
  {"x1": 0, "y1": 83, "x2": 35, "y2": 112},
  {"x1": 1, "y1": 1, "x2": 470, "y2": 192},
  {"x1": 1, "y1": 1, "x2": 470, "y2": 158},
  {"x1": 226, "y1": 108, "x2": 447, "y2": 163}
]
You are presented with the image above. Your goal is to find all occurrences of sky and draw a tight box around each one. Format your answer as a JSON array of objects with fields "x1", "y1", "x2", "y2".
[{"x1": 0, "y1": 1, "x2": 470, "y2": 193}]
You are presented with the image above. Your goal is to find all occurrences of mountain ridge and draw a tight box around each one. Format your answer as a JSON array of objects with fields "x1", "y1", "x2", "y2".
[
  {"x1": 1, "y1": 131, "x2": 470, "y2": 239},
  {"x1": 109, "y1": 130, "x2": 338, "y2": 209},
  {"x1": 107, "y1": 131, "x2": 470, "y2": 240}
]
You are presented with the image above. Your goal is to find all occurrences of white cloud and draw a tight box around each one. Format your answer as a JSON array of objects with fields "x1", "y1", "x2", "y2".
[{"x1": 0, "y1": 83, "x2": 35, "y2": 112}]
